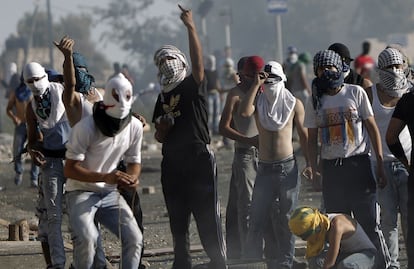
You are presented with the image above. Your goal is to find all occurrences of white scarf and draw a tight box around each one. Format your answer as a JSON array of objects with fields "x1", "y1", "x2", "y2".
[{"x1": 257, "y1": 82, "x2": 296, "y2": 131}]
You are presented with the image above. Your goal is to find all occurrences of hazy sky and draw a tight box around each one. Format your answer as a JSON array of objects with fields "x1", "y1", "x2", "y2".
[{"x1": 0, "y1": 0, "x2": 130, "y2": 62}]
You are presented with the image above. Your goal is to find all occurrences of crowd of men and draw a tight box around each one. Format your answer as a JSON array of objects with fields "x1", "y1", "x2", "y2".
[{"x1": 1, "y1": 4, "x2": 414, "y2": 269}]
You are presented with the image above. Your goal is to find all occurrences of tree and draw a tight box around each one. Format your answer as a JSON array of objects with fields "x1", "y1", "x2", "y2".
[{"x1": 6, "y1": 11, "x2": 110, "y2": 83}]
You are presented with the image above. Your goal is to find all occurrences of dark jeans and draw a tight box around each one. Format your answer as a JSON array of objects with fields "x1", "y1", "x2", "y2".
[
  {"x1": 161, "y1": 144, "x2": 226, "y2": 269},
  {"x1": 322, "y1": 154, "x2": 387, "y2": 269}
]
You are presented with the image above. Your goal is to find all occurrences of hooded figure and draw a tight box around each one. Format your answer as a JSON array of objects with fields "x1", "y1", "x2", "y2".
[
  {"x1": 256, "y1": 61, "x2": 296, "y2": 131},
  {"x1": 93, "y1": 73, "x2": 133, "y2": 137}
]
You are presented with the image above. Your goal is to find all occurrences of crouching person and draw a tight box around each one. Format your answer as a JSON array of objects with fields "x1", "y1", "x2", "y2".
[
  {"x1": 64, "y1": 74, "x2": 143, "y2": 269},
  {"x1": 289, "y1": 207, "x2": 377, "y2": 269}
]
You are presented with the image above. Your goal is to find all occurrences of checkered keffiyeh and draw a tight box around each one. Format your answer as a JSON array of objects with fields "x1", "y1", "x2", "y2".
[
  {"x1": 153, "y1": 45, "x2": 188, "y2": 92},
  {"x1": 313, "y1": 50, "x2": 343, "y2": 76},
  {"x1": 153, "y1": 45, "x2": 188, "y2": 69},
  {"x1": 378, "y1": 48, "x2": 403, "y2": 69}
]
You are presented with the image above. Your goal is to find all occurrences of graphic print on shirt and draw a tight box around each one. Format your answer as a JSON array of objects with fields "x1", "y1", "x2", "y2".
[
  {"x1": 162, "y1": 94, "x2": 181, "y2": 118},
  {"x1": 316, "y1": 106, "x2": 361, "y2": 156}
]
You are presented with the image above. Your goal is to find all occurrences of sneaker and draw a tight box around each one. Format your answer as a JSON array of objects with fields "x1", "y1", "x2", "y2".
[
  {"x1": 14, "y1": 174, "x2": 23, "y2": 186},
  {"x1": 0, "y1": 186, "x2": 4, "y2": 191}
]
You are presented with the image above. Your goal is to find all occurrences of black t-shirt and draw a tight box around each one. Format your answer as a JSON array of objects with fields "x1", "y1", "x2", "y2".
[
  {"x1": 344, "y1": 69, "x2": 364, "y2": 87},
  {"x1": 152, "y1": 74, "x2": 210, "y2": 153},
  {"x1": 392, "y1": 90, "x2": 414, "y2": 164}
]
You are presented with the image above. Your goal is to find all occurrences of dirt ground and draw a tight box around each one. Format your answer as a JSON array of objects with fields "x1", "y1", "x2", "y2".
[{"x1": 0, "y1": 132, "x2": 407, "y2": 268}]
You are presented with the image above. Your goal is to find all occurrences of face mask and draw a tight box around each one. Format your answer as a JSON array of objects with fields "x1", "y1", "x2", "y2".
[
  {"x1": 288, "y1": 53, "x2": 298, "y2": 64},
  {"x1": 103, "y1": 74, "x2": 133, "y2": 119},
  {"x1": 75, "y1": 68, "x2": 95, "y2": 94},
  {"x1": 159, "y1": 59, "x2": 184, "y2": 81},
  {"x1": 314, "y1": 70, "x2": 344, "y2": 91},
  {"x1": 27, "y1": 75, "x2": 50, "y2": 96},
  {"x1": 378, "y1": 67, "x2": 409, "y2": 97},
  {"x1": 263, "y1": 82, "x2": 284, "y2": 103}
]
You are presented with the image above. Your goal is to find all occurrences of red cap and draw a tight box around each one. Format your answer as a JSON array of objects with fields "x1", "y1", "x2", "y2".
[{"x1": 243, "y1": 56, "x2": 265, "y2": 75}]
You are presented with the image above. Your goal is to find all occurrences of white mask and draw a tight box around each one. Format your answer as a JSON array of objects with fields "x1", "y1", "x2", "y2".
[
  {"x1": 104, "y1": 74, "x2": 133, "y2": 119},
  {"x1": 23, "y1": 62, "x2": 50, "y2": 96},
  {"x1": 27, "y1": 76, "x2": 50, "y2": 96}
]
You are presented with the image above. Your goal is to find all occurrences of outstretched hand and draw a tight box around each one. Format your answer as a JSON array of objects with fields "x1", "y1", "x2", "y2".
[
  {"x1": 178, "y1": 4, "x2": 195, "y2": 28},
  {"x1": 53, "y1": 35, "x2": 74, "y2": 57}
]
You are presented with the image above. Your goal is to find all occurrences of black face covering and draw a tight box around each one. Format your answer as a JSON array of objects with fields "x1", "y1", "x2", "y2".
[
  {"x1": 311, "y1": 70, "x2": 344, "y2": 110},
  {"x1": 93, "y1": 101, "x2": 131, "y2": 137}
]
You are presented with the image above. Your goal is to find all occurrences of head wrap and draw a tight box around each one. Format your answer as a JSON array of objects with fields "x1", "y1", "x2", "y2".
[
  {"x1": 103, "y1": 73, "x2": 134, "y2": 119},
  {"x1": 154, "y1": 45, "x2": 188, "y2": 93},
  {"x1": 73, "y1": 52, "x2": 88, "y2": 68},
  {"x1": 311, "y1": 50, "x2": 344, "y2": 110},
  {"x1": 93, "y1": 74, "x2": 133, "y2": 137},
  {"x1": 23, "y1": 62, "x2": 50, "y2": 96},
  {"x1": 377, "y1": 48, "x2": 410, "y2": 97},
  {"x1": 313, "y1": 50, "x2": 343, "y2": 76},
  {"x1": 72, "y1": 52, "x2": 95, "y2": 94},
  {"x1": 257, "y1": 61, "x2": 296, "y2": 131},
  {"x1": 289, "y1": 207, "x2": 330, "y2": 258},
  {"x1": 378, "y1": 48, "x2": 403, "y2": 69}
]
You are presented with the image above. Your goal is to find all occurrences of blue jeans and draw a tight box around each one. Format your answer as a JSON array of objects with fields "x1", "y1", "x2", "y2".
[
  {"x1": 245, "y1": 156, "x2": 300, "y2": 269},
  {"x1": 372, "y1": 160, "x2": 408, "y2": 269},
  {"x1": 13, "y1": 123, "x2": 39, "y2": 180},
  {"x1": 308, "y1": 246, "x2": 376, "y2": 269},
  {"x1": 66, "y1": 190, "x2": 143, "y2": 269},
  {"x1": 208, "y1": 91, "x2": 221, "y2": 134},
  {"x1": 225, "y1": 147, "x2": 258, "y2": 258},
  {"x1": 37, "y1": 157, "x2": 66, "y2": 268}
]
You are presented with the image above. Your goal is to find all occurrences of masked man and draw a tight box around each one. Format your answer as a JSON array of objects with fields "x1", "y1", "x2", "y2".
[
  {"x1": 64, "y1": 73, "x2": 143, "y2": 269},
  {"x1": 152, "y1": 5, "x2": 226, "y2": 269},
  {"x1": 304, "y1": 50, "x2": 389, "y2": 269},
  {"x1": 239, "y1": 60, "x2": 310, "y2": 269},
  {"x1": 25, "y1": 62, "x2": 71, "y2": 269}
]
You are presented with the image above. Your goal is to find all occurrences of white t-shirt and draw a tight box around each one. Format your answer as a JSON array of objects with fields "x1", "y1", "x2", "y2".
[
  {"x1": 65, "y1": 115, "x2": 143, "y2": 192},
  {"x1": 371, "y1": 85, "x2": 411, "y2": 162},
  {"x1": 304, "y1": 83, "x2": 373, "y2": 160}
]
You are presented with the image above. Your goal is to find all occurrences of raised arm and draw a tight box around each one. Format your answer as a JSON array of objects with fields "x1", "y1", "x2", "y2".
[
  {"x1": 179, "y1": 4, "x2": 204, "y2": 84},
  {"x1": 54, "y1": 36, "x2": 82, "y2": 126},
  {"x1": 239, "y1": 73, "x2": 265, "y2": 117}
]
